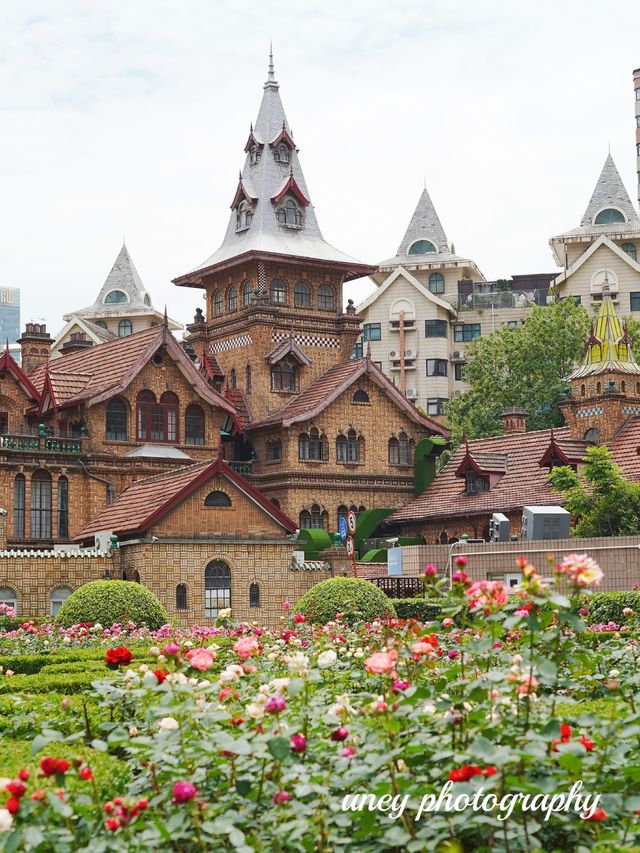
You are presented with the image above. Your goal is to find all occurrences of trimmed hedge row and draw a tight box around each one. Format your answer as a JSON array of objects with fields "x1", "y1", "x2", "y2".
[
  {"x1": 391, "y1": 598, "x2": 445, "y2": 621},
  {"x1": 586, "y1": 591, "x2": 640, "y2": 625},
  {"x1": 0, "y1": 670, "x2": 106, "y2": 695},
  {"x1": 0, "y1": 646, "x2": 147, "y2": 674},
  {"x1": 296, "y1": 578, "x2": 396, "y2": 624},
  {"x1": 0, "y1": 616, "x2": 51, "y2": 631}
]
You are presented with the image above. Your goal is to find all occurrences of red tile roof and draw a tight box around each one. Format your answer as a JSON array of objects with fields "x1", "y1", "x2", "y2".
[
  {"x1": 73, "y1": 456, "x2": 297, "y2": 542},
  {"x1": 225, "y1": 388, "x2": 251, "y2": 427},
  {"x1": 0, "y1": 344, "x2": 40, "y2": 402},
  {"x1": 249, "y1": 358, "x2": 449, "y2": 436},
  {"x1": 28, "y1": 326, "x2": 237, "y2": 420},
  {"x1": 390, "y1": 417, "x2": 640, "y2": 524}
]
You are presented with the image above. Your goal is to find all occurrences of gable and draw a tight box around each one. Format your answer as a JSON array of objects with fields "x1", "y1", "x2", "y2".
[
  {"x1": 153, "y1": 474, "x2": 287, "y2": 538},
  {"x1": 554, "y1": 236, "x2": 640, "y2": 292},
  {"x1": 357, "y1": 266, "x2": 456, "y2": 317}
]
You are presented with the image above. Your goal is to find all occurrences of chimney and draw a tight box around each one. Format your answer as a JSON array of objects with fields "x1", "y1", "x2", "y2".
[
  {"x1": 634, "y1": 66, "x2": 640, "y2": 207},
  {"x1": 501, "y1": 407, "x2": 527, "y2": 434},
  {"x1": 60, "y1": 331, "x2": 93, "y2": 357},
  {"x1": 17, "y1": 323, "x2": 52, "y2": 375}
]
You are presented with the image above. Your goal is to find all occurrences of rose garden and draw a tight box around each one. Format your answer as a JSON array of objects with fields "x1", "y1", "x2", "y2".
[{"x1": 0, "y1": 555, "x2": 639, "y2": 852}]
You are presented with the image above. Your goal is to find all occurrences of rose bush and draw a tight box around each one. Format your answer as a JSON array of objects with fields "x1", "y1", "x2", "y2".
[{"x1": 0, "y1": 555, "x2": 639, "y2": 850}]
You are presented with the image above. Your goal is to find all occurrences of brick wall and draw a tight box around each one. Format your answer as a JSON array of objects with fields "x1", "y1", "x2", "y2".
[{"x1": 562, "y1": 371, "x2": 640, "y2": 443}]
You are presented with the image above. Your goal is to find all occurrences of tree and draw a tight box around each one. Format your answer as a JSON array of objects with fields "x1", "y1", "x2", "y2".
[
  {"x1": 446, "y1": 298, "x2": 590, "y2": 443},
  {"x1": 549, "y1": 445, "x2": 640, "y2": 537}
]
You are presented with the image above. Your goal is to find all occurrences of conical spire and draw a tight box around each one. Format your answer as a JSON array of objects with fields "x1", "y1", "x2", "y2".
[
  {"x1": 265, "y1": 43, "x2": 277, "y2": 88},
  {"x1": 397, "y1": 187, "x2": 450, "y2": 256},
  {"x1": 580, "y1": 154, "x2": 640, "y2": 227},
  {"x1": 568, "y1": 286, "x2": 640, "y2": 378}
]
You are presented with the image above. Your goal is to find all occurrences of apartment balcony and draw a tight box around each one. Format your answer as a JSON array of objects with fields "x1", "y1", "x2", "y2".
[
  {"x1": 0, "y1": 434, "x2": 85, "y2": 455},
  {"x1": 445, "y1": 289, "x2": 549, "y2": 311}
]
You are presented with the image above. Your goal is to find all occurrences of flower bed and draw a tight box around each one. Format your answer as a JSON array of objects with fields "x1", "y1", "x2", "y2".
[{"x1": 0, "y1": 555, "x2": 639, "y2": 850}]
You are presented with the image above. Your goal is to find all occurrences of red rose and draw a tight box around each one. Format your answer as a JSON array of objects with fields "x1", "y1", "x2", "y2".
[
  {"x1": 55, "y1": 760, "x2": 71, "y2": 774},
  {"x1": 6, "y1": 797, "x2": 20, "y2": 815},
  {"x1": 105, "y1": 646, "x2": 133, "y2": 668},
  {"x1": 153, "y1": 669, "x2": 169, "y2": 684},
  {"x1": 579, "y1": 734, "x2": 595, "y2": 751},
  {"x1": 6, "y1": 780, "x2": 26, "y2": 798},
  {"x1": 483, "y1": 766, "x2": 498, "y2": 777},
  {"x1": 105, "y1": 818, "x2": 120, "y2": 831},
  {"x1": 40, "y1": 757, "x2": 60, "y2": 776},
  {"x1": 560, "y1": 723, "x2": 572, "y2": 741},
  {"x1": 79, "y1": 767, "x2": 93, "y2": 781},
  {"x1": 18, "y1": 769, "x2": 30, "y2": 782},
  {"x1": 449, "y1": 765, "x2": 483, "y2": 782},
  {"x1": 587, "y1": 807, "x2": 608, "y2": 822}
]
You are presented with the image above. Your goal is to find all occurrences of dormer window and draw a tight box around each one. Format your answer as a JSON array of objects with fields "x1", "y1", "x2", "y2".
[
  {"x1": 276, "y1": 198, "x2": 303, "y2": 227},
  {"x1": 236, "y1": 200, "x2": 254, "y2": 231},
  {"x1": 594, "y1": 208, "x2": 626, "y2": 225},
  {"x1": 249, "y1": 144, "x2": 261, "y2": 165},
  {"x1": 465, "y1": 470, "x2": 489, "y2": 494},
  {"x1": 105, "y1": 290, "x2": 128, "y2": 304},
  {"x1": 274, "y1": 142, "x2": 290, "y2": 163},
  {"x1": 408, "y1": 240, "x2": 437, "y2": 255}
]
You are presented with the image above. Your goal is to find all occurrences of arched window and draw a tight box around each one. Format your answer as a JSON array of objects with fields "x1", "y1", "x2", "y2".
[
  {"x1": 318, "y1": 284, "x2": 335, "y2": 311},
  {"x1": 104, "y1": 290, "x2": 128, "y2": 304},
  {"x1": 594, "y1": 208, "x2": 626, "y2": 225},
  {"x1": 13, "y1": 474, "x2": 25, "y2": 538},
  {"x1": 213, "y1": 291, "x2": 223, "y2": 316},
  {"x1": 249, "y1": 583, "x2": 260, "y2": 608},
  {"x1": 31, "y1": 470, "x2": 52, "y2": 539},
  {"x1": 581, "y1": 385, "x2": 586, "y2": 398},
  {"x1": 337, "y1": 430, "x2": 361, "y2": 463},
  {"x1": 205, "y1": 560, "x2": 231, "y2": 618},
  {"x1": 294, "y1": 281, "x2": 311, "y2": 308},
  {"x1": 242, "y1": 281, "x2": 253, "y2": 307},
  {"x1": 299, "y1": 428, "x2": 328, "y2": 461},
  {"x1": 137, "y1": 390, "x2": 178, "y2": 443},
  {"x1": 249, "y1": 144, "x2": 260, "y2": 165},
  {"x1": 622, "y1": 242, "x2": 637, "y2": 260},
  {"x1": 185, "y1": 404, "x2": 205, "y2": 445},
  {"x1": 299, "y1": 509, "x2": 311, "y2": 528},
  {"x1": 229, "y1": 369, "x2": 237, "y2": 390},
  {"x1": 57, "y1": 476, "x2": 69, "y2": 540},
  {"x1": 310, "y1": 503, "x2": 326, "y2": 529},
  {"x1": 271, "y1": 359, "x2": 298, "y2": 392},
  {"x1": 236, "y1": 200, "x2": 254, "y2": 230},
  {"x1": 398, "y1": 432, "x2": 413, "y2": 466},
  {"x1": 622, "y1": 381, "x2": 627, "y2": 393},
  {"x1": 143, "y1": 294, "x2": 151, "y2": 306},
  {"x1": 274, "y1": 142, "x2": 290, "y2": 163},
  {"x1": 352, "y1": 389, "x2": 369, "y2": 404},
  {"x1": 95, "y1": 320, "x2": 108, "y2": 330},
  {"x1": 596, "y1": 382, "x2": 601, "y2": 394},
  {"x1": 204, "y1": 490, "x2": 232, "y2": 507},
  {"x1": 428, "y1": 273, "x2": 445, "y2": 294},
  {"x1": 106, "y1": 398, "x2": 128, "y2": 441},
  {"x1": 276, "y1": 198, "x2": 302, "y2": 227},
  {"x1": 439, "y1": 530, "x2": 449, "y2": 544},
  {"x1": 584, "y1": 428, "x2": 600, "y2": 444},
  {"x1": 337, "y1": 505, "x2": 348, "y2": 529},
  {"x1": 270, "y1": 278, "x2": 287, "y2": 305},
  {"x1": 0, "y1": 587, "x2": 17, "y2": 614},
  {"x1": 408, "y1": 240, "x2": 436, "y2": 255},
  {"x1": 50, "y1": 587, "x2": 71, "y2": 616},
  {"x1": 388, "y1": 437, "x2": 399, "y2": 465},
  {"x1": 267, "y1": 440, "x2": 282, "y2": 462},
  {"x1": 228, "y1": 286, "x2": 238, "y2": 312},
  {"x1": 118, "y1": 319, "x2": 133, "y2": 337},
  {"x1": 176, "y1": 583, "x2": 187, "y2": 610},
  {"x1": 246, "y1": 365, "x2": 252, "y2": 392}
]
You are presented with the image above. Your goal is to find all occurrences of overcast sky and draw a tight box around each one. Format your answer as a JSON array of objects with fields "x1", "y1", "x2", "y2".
[{"x1": 1, "y1": 0, "x2": 639, "y2": 333}]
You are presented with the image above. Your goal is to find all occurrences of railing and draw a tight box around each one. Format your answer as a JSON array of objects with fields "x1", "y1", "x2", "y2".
[
  {"x1": 445, "y1": 290, "x2": 549, "y2": 311},
  {"x1": 370, "y1": 576, "x2": 424, "y2": 599},
  {"x1": 0, "y1": 434, "x2": 84, "y2": 454},
  {"x1": 228, "y1": 460, "x2": 254, "y2": 475}
]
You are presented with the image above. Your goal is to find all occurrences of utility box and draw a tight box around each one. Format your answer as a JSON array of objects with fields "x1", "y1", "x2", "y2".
[
  {"x1": 489, "y1": 512, "x2": 510, "y2": 542},
  {"x1": 521, "y1": 506, "x2": 570, "y2": 541}
]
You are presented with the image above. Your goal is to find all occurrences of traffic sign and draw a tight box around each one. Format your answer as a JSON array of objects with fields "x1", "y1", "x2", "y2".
[
  {"x1": 347, "y1": 511, "x2": 357, "y2": 534},
  {"x1": 338, "y1": 516, "x2": 348, "y2": 541},
  {"x1": 346, "y1": 536, "x2": 355, "y2": 559}
]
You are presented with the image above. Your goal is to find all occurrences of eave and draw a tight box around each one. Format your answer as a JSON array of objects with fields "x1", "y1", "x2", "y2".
[{"x1": 271, "y1": 174, "x2": 310, "y2": 206}]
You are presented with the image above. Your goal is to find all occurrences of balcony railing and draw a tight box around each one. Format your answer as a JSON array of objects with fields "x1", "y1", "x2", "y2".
[
  {"x1": 228, "y1": 460, "x2": 254, "y2": 475},
  {"x1": 445, "y1": 289, "x2": 549, "y2": 311},
  {"x1": 0, "y1": 434, "x2": 84, "y2": 454},
  {"x1": 370, "y1": 576, "x2": 424, "y2": 599}
]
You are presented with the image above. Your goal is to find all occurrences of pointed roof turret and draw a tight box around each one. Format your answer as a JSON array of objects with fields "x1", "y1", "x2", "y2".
[
  {"x1": 567, "y1": 285, "x2": 640, "y2": 378},
  {"x1": 580, "y1": 154, "x2": 639, "y2": 227},
  {"x1": 376, "y1": 186, "x2": 485, "y2": 279},
  {"x1": 174, "y1": 51, "x2": 374, "y2": 284}
]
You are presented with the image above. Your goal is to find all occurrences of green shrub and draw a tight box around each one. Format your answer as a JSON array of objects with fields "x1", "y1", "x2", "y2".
[
  {"x1": 295, "y1": 578, "x2": 395, "y2": 625},
  {"x1": 391, "y1": 598, "x2": 444, "y2": 622},
  {"x1": 0, "y1": 670, "x2": 105, "y2": 695},
  {"x1": 0, "y1": 647, "x2": 133, "y2": 674},
  {"x1": 55, "y1": 580, "x2": 167, "y2": 629},
  {"x1": 0, "y1": 616, "x2": 51, "y2": 631},
  {"x1": 586, "y1": 591, "x2": 640, "y2": 625}
]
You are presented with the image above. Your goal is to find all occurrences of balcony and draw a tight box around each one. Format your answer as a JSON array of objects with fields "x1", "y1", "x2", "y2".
[
  {"x1": 0, "y1": 434, "x2": 84, "y2": 455},
  {"x1": 445, "y1": 289, "x2": 549, "y2": 311},
  {"x1": 228, "y1": 459, "x2": 254, "y2": 475}
]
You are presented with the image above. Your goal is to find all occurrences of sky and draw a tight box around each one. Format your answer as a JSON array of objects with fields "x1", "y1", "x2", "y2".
[{"x1": 1, "y1": 0, "x2": 639, "y2": 334}]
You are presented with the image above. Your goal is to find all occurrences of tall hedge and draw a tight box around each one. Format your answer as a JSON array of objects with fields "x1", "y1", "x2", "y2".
[
  {"x1": 391, "y1": 599, "x2": 444, "y2": 622},
  {"x1": 55, "y1": 580, "x2": 167, "y2": 630},
  {"x1": 295, "y1": 578, "x2": 395, "y2": 625},
  {"x1": 586, "y1": 591, "x2": 640, "y2": 625}
]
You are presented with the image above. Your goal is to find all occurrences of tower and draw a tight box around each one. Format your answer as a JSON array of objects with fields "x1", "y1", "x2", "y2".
[
  {"x1": 634, "y1": 66, "x2": 640, "y2": 207},
  {"x1": 174, "y1": 52, "x2": 376, "y2": 422}
]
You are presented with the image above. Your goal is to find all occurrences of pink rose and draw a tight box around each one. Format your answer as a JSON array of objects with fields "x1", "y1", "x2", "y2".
[
  {"x1": 172, "y1": 781, "x2": 197, "y2": 803},
  {"x1": 411, "y1": 640, "x2": 435, "y2": 657},
  {"x1": 283, "y1": 601, "x2": 291, "y2": 611},
  {"x1": 442, "y1": 617, "x2": 454, "y2": 628},
  {"x1": 264, "y1": 695, "x2": 286, "y2": 714},
  {"x1": 273, "y1": 790, "x2": 291, "y2": 805},
  {"x1": 185, "y1": 647, "x2": 216, "y2": 672},
  {"x1": 290, "y1": 733, "x2": 307, "y2": 753},
  {"x1": 233, "y1": 636, "x2": 260, "y2": 660},
  {"x1": 364, "y1": 650, "x2": 397, "y2": 674},
  {"x1": 162, "y1": 642, "x2": 180, "y2": 656}
]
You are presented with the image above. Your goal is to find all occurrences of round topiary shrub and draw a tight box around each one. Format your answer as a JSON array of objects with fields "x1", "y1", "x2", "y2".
[
  {"x1": 55, "y1": 580, "x2": 168, "y2": 630},
  {"x1": 295, "y1": 577, "x2": 396, "y2": 625}
]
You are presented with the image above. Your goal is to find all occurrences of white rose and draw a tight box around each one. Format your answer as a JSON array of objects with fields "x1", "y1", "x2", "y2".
[
  {"x1": 149, "y1": 646, "x2": 160, "y2": 657},
  {"x1": 129, "y1": 726, "x2": 139, "y2": 737},
  {"x1": 609, "y1": 669, "x2": 620, "y2": 678},
  {"x1": 158, "y1": 716, "x2": 179, "y2": 732},
  {"x1": 246, "y1": 702, "x2": 265, "y2": 720},
  {"x1": 317, "y1": 650, "x2": 337, "y2": 669},
  {"x1": 218, "y1": 608, "x2": 231, "y2": 619},
  {"x1": 0, "y1": 778, "x2": 11, "y2": 791},
  {"x1": 287, "y1": 652, "x2": 309, "y2": 675},
  {"x1": 0, "y1": 808, "x2": 13, "y2": 832}
]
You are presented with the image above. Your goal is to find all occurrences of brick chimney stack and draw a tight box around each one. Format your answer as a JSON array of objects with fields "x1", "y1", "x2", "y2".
[
  {"x1": 634, "y1": 67, "x2": 640, "y2": 207},
  {"x1": 60, "y1": 332, "x2": 93, "y2": 357},
  {"x1": 501, "y1": 407, "x2": 527, "y2": 434},
  {"x1": 17, "y1": 323, "x2": 52, "y2": 375}
]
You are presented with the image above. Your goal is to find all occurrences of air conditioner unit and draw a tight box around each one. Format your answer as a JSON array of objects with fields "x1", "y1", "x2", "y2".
[
  {"x1": 389, "y1": 350, "x2": 398, "y2": 359},
  {"x1": 452, "y1": 349, "x2": 465, "y2": 361},
  {"x1": 405, "y1": 348, "x2": 417, "y2": 359},
  {"x1": 406, "y1": 388, "x2": 418, "y2": 399}
]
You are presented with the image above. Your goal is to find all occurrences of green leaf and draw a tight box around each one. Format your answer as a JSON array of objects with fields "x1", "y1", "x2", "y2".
[
  {"x1": 30, "y1": 734, "x2": 51, "y2": 755},
  {"x1": 91, "y1": 738, "x2": 108, "y2": 752},
  {"x1": 236, "y1": 778, "x2": 252, "y2": 796},
  {"x1": 267, "y1": 735, "x2": 290, "y2": 761},
  {"x1": 288, "y1": 678, "x2": 305, "y2": 697}
]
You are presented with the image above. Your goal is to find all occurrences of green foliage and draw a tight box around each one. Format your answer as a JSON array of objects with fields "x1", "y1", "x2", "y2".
[
  {"x1": 555, "y1": 698, "x2": 624, "y2": 721},
  {"x1": 0, "y1": 670, "x2": 104, "y2": 695},
  {"x1": 295, "y1": 577, "x2": 395, "y2": 624},
  {"x1": 391, "y1": 598, "x2": 444, "y2": 621},
  {"x1": 446, "y1": 298, "x2": 591, "y2": 442},
  {"x1": 55, "y1": 580, "x2": 168, "y2": 629},
  {"x1": 549, "y1": 445, "x2": 640, "y2": 536},
  {"x1": 587, "y1": 591, "x2": 640, "y2": 624},
  {"x1": 0, "y1": 617, "x2": 50, "y2": 631},
  {"x1": 0, "y1": 648, "x2": 110, "y2": 674}
]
